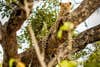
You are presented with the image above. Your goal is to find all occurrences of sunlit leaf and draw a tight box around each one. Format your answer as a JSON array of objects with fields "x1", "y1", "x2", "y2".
[
  {"x1": 56, "y1": 60, "x2": 77, "y2": 67},
  {"x1": 0, "y1": 63, "x2": 2, "y2": 67},
  {"x1": 60, "y1": 22, "x2": 74, "y2": 31},
  {"x1": 69, "y1": 61, "x2": 77, "y2": 67},
  {"x1": 96, "y1": 41, "x2": 100, "y2": 45},
  {"x1": 9, "y1": 58, "x2": 16, "y2": 67},
  {"x1": 16, "y1": 61, "x2": 25, "y2": 67},
  {"x1": 72, "y1": 30, "x2": 79, "y2": 38},
  {"x1": 57, "y1": 30, "x2": 62, "y2": 39}
]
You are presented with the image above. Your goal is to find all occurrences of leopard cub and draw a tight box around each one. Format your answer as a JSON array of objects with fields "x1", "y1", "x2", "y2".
[{"x1": 59, "y1": 2, "x2": 72, "y2": 17}]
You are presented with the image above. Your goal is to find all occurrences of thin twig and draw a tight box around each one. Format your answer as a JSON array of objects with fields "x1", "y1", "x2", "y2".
[
  {"x1": 27, "y1": 24, "x2": 47, "y2": 67},
  {"x1": 0, "y1": 22, "x2": 2, "y2": 42},
  {"x1": 67, "y1": 30, "x2": 73, "y2": 50}
]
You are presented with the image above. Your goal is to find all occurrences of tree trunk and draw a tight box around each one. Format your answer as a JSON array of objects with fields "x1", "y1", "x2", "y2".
[
  {"x1": 0, "y1": 0, "x2": 33, "y2": 66},
  {"x1": 1, "y1": 31, "x2": 19, "y2": 67}
]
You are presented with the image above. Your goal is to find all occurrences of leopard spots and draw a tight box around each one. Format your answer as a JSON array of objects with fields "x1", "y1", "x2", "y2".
[{"x1": 59, "y1": 2, "x2": 72, "y2": 17}]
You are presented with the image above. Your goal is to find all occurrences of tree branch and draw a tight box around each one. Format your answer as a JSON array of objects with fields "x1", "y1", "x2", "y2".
[
  {"x1": 45, "y1": 0, "x2": 100, "y2": 62},
  {"x1": 0, "y1": 22, "x2": 2, "y2": 43},
  {"x1": 72, "y1": 24, "x2": 100, "y2": 51},
  {"x1": 27, "y1": 24, "x2": 47, "y2": 67}
]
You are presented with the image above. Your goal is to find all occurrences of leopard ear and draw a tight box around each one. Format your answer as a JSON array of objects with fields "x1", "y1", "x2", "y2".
[
  {"x1": 59, "y1": 2, "x2": 62, "y2": 6},
  {"x1": 69, "y1": 2, "x2": 72, "y2": 5}
]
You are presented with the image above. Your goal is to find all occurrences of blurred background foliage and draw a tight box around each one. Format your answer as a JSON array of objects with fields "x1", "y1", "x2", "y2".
[
  {"x1": 30, "y1": 0, "x2": 59, "y2": 40},
  {"x1": 15, "y1": 0, "x2": 60, "y2": 52},
  {"x1": 16, "y1": 0, "x2": 60, "y2": 50},
  {"x1": 84, "y1": 42, "x2": 100, "y2": 67}
]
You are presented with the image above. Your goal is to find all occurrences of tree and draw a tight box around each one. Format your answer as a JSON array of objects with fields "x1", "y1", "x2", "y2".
[{"x1": 0, "y1": 0, "x2": 100, "y2": 67}]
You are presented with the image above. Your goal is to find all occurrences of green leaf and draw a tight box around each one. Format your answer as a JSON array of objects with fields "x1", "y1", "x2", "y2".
[
  {"x1": 56, "y1": 60, "x2": 77, "y2": 67},
  {"x1": 69, "y1": 61, "x2": 77, "y2": 67},
  {"x1": 0, "y1": 63, "x2": 2, "y2": 67},
  {"x1": 5, "y1": 0, "x2": 17, "y2": 5},
  {"x1": 9, "y1": 58, "x2": 16, "y2": 67},
  {"x1": 57, "y1": 30, "x2": 62, "y2": 39},
  {"x1": 60, "y1": 22, "x2": 74, "y2": 31},
  {"x1": 72, "y1": 30, "x2": 79, "y2": 38},
  {"x1": 60, "y1": 25, "x2": 68, "y2": 31},
  {"x1": 96, "y1": 41, "x2": 100, "y2": 45}
]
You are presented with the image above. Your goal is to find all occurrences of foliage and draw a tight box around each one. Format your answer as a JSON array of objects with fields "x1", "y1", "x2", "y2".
[
  {"x1": 30, "y1": 0, "x2": 59, "y2": 40},
  {"x1": 5, "y1": 0, "x2": 17, "y2": 5},
  {"x1": 0, "y1": 63, "x2": 2, "y2": 67},
  {"x1": 57, "y1": 22, "x2": 74, "y2": 39},
  {"x1": 17, "y1": 27, "x2": 32, "y2": 50},
  {"x1": 9, "y1": 58, "x2": 25, "y2": 67},
  {"x1": 9, "y1": 58, "x2": 15, "y2": 67},
  {"x1": 84, "y1": 42, "x2": 100, "y2": 67},
  {"x1": 16, "y1": 0, "x2": 60, "y2": 50},
  {"x1": 56, "y1": 60, "x2": 77, "y2": 67},
  {"x1": 0, "y1": 0, "x2": 16, "y2": 18}
]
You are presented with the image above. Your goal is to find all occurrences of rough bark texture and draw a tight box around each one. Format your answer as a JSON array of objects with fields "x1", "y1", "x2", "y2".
[
  {"x1": 0, "y1": 22, "x2": 2, "y2": 42},
  {"x1": 72, "y1": 24, "x2": 100, "y2": 51},
  {"x1": 0, "y1": 0, "x2": 33, "y2": 67}
]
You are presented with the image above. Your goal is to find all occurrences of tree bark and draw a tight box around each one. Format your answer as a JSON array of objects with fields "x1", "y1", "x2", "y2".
[
  {"x1": 72, "y1": 24, "x2": 100, "y2": 51},
  {"x1": 0, "y1": 0, "x2": 33, "y2": 67},
  {"x1": 0, "y1": 22, "x2": 2, "y2": 43}
]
